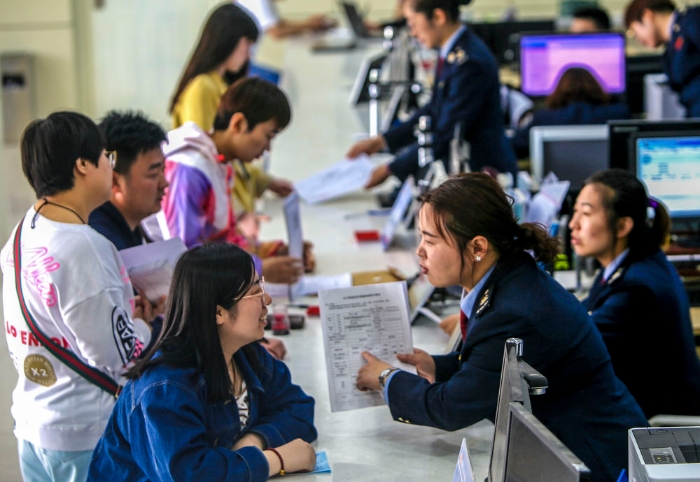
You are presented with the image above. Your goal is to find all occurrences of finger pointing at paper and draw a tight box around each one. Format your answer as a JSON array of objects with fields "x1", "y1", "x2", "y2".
[{"x1": 356, "y1": 351, "x2": 393, "y2": 392}]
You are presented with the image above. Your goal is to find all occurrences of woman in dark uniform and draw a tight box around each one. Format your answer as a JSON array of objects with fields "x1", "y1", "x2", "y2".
[
  {"x1": 356, "y1": 172, "x2": 646, "y2": 482},
  {"x1": 570, "y1": 169, "x2": 700, "y2": 418},
  {"x1": 346, "y1": 0, "x2": 517, "y2": 188}
]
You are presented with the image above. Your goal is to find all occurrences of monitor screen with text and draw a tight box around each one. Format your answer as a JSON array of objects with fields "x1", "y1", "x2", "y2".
[{"x1": 635, "y1": 135, "x2": 700, "y2": 219}]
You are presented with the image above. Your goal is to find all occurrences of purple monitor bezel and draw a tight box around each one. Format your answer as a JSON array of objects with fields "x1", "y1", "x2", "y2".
[{"x1": 519, "y1": 32, "x2": 626, "y2": 97}]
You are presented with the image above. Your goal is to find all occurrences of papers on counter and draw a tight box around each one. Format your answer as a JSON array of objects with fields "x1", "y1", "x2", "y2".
[
  {"x1": 266, "y1": 273, "x2": 353, "y2": 300},
  {"x1": 294, "y1": 155, "x2": 375, "y2": 204},
  {"x1": 319, "y1": 282, "x2": 416, "y2": 412},
  {"x1": 118, "y1": 238, "x2": 187, "y2": 302}
]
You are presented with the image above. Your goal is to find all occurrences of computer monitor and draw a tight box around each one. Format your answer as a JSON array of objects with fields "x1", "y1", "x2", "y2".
[
  {"x1": 529, "y1": 125, "x2": 609, "y2": 191},
  {"x1": 349, "y1": 52, "x2": 388, "y2": 105},
  {"x1": 468, "y1": 20, "x2": 556, "y2": 65},
  {"x1": 607, "y1": 119, "x2": 700, "y2": 171},
  {"x1": 488, "y1": 338, "x2": 548, "y2": 482},
  {"x1": 632, "y1": 133, "x2": 700, "y2": 219},
  {"x1": 504, "y1": 403, "x2": 591, "y2": 482},
  {"x1": 519, "y1": 33, "x2": 626, "y2": 97},
  {"x1": 341, "y1": 2, "x2": 372, "y2": 39}
]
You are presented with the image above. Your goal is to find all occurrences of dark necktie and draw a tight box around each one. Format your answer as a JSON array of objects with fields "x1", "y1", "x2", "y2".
[
  {"x1": 436, "y1": 56, "x2": 445, "y2": 80},
  {"x1": 460, "y1": 309, "x2": 469, "y2": 341}
]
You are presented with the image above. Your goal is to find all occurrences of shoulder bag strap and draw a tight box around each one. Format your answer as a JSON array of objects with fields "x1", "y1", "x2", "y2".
[{"x1": 12, "y1": 216, "x2": 122, "y2": 398}]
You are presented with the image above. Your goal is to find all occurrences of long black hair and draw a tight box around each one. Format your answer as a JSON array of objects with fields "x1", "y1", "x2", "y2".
[
  {"x1": 584, "y1": 169, "x2": 670, "y2": 255},
  {"x1": 170, "y1": 3, "x2": 259, "y2": 113},
  {"x1": 127, "y1": 243, "x2": 260, "y2": 403},
  {"x1": 420, "y1": 173, "x2": 559, "y2": 269}
]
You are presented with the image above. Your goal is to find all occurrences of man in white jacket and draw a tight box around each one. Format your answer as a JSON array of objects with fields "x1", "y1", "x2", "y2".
[
  {"x1": 1, "y1": 111, "x2": 155, "y2": 482},
  {"x1": 161, "y1": 77, "x2": 310, "y2": 284}
]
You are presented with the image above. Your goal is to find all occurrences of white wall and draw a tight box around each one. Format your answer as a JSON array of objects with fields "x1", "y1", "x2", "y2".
[{"x1": 0, "y1": 0, "x2": 80, "y2": 240}]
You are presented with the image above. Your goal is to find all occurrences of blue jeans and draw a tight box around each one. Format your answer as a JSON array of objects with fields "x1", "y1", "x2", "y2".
[{"x1": 18, "y1": 439, "x2": 92, "y2": 482}]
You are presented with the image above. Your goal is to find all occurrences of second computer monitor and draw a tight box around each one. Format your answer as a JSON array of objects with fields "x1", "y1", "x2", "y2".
[
  {"x1": 632, "y1": 133, "x2": 700, "y2": 219},
  {"x1": 520, "y1": 32, "x2": 626, "y2": 97},
  {"x1": 607, "y1": 119, "x2": 700, "y2": 171},
  {"x1": 529, "y1": 125, "x2": 609, "y2": 191}
]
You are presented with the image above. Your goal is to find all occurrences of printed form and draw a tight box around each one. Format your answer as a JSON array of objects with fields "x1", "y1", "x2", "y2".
[{"x1": 319, "y1": 282, "x2": 416, "y2": 412}]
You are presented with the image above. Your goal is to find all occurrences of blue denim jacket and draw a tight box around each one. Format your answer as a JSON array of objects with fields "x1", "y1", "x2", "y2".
[{"x1": 88, "y1": 343, "x2": 316, "y2": 482}]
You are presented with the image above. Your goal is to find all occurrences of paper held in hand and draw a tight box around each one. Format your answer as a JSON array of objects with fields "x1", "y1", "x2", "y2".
[
  {"x1": 118, "y1": 238, "x2": 187, "y2": 303},
  {"x1": 319, "y1": 281, "x2": 416, "y2": 412},
  {"x1": 294, "y1": 155, "x2": 375, "y2": 204}
]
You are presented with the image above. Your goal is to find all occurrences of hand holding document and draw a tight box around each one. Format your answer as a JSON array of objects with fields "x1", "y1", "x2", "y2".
[
  {"x1": 294, "y1": 155, "x2": 375, "y2": 204},
  {"x1": 319, "y1": 282, "x2": 416, "y2": 412},
  {"x1": 118, "y1": 238, "x2": 187, "y2": 303}
]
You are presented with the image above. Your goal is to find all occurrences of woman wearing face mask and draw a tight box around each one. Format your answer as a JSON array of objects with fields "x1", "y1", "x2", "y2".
[
  {"x1": 170, "y1": 3, "x2": 259, "y2": 131},
  {"x1": 88, "y1": 244, "x2": 317, "y2": 481},
  {"x1": 170, "y1": 2, "x2": 294, "y2": 246},
  {"x1": 356, "y1": 172, "x2": 646, "y2": 482},
  {"x1": 570, "y1": 169, "x2": 700, "y2": 418}
]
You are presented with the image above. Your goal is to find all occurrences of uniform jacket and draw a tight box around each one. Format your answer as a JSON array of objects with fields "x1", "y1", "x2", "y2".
[
  {"x1": 584, "y1": 248, "x2": 700, "y2": 418},
  {"x1": 664, "y1": 7, "x2": 700, "y2": 117},
  {"x1": 511, "y1": 102, "x2": 630, "y2": 158},
  {"x1": 386, "y1": 252, "x2": 646, "y2": 482},
  {"x1": 88, "y1": 343, "x2": 316, "y2": 482},
  {"x1": 383, "y1": 26, "x2": 517, "y2": 181}
]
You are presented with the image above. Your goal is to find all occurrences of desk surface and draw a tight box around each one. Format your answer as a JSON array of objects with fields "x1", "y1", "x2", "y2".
[{"x1": 257, "y1": 37, "x2": 494, "y2": 480}]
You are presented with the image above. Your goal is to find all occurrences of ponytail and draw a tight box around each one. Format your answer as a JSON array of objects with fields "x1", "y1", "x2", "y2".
[
  {"x1": 515, "y1": 223, "x2": 560, "y2": 263},
  {"x1": 647, "y1": 198, "x2": 671, "y2": 249}
]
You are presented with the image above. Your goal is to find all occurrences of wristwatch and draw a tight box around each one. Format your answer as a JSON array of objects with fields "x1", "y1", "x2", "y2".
[{"x1": 378, "y1": 367, "x2": 400, "y2": 389}]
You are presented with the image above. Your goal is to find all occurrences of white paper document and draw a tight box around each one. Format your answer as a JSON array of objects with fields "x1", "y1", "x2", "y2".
[
  {"x1": 266, "y1": 273, "x2": 353, "y2": 300},
  {"x1": 526, "y1": 178, "x2": 571, "y2": 229},
  {"x1": 284, "y1": 192, "x2": 305, "y2": 300},
  {"x1": 294, "y1": 155, "x2": 375, "y2": 204},
  {"x1": 284, "y1": 192, "x2": 303, "y2": 260},
  {"x1": 118, "y1": 238, "x2": 187, "y2": 302},
  {"x1": 381, "y1": 176, "x2": 416, "y2": 251},
  {"x1": 319, "y1": 282, "x2": 416, "y2": 412}
]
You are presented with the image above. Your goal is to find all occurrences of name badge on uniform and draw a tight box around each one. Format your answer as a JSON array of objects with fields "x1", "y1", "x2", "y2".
[
  {"x1": 607, "y1": 267, "x2": 623, "y2": 285},
  {"x1": 447, "y1": 47, "x2": 469, "y2": 66},
  {"x1": 475, "y1": 288, "x2": 491, "y2": 316}
]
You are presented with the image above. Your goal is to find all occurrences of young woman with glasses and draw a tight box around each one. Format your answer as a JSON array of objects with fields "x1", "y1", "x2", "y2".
[{"x1": 88, "y1": 243, "x2": 317, "y2": 481}]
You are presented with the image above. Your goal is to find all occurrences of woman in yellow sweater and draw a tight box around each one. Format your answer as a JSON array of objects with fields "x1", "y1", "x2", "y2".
[{"x1": 170, "y1": 2, "x2": 292, "y2": 220}]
